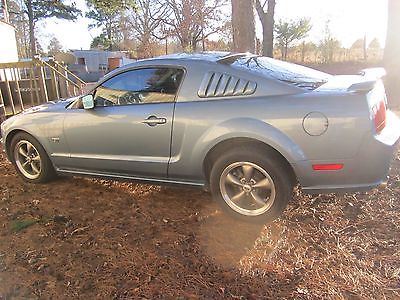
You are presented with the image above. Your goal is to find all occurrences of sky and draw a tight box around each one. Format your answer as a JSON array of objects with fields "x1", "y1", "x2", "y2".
[{"x1": 38, "y1": 0, "x2": 388, "y2": 51}]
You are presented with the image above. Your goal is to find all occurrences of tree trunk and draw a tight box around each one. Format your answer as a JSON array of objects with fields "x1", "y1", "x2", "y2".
[
  {"x1": 231, "y1": 0, "x2": 255, "y2": 53},
  {"x1": 384, "y1": 0, "x2": 400, "y2": 107},
  {"x1": 180, "y1": 37, "x2": 190, "y2": 51},
  {"x1": 255, "y1": 0, "x2": 275, "y2": 57},
  {"x1": 107, "y1": 21, "x2": 113, "y2": 51},
  {"x1": 26, "y1": 0, "x2": 36, "y2": 56},
  {"x1": 284, "y1": 41, "x2": 288, "y2": 60},
  {"x1": 363, "y1": 34, "x2": 367, "y2": 61},
  {"x1": 191, "y1": 38, "x2": 198, "y2": 52}
]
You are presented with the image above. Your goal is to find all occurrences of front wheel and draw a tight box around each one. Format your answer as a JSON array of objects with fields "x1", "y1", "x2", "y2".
[
  {"x1": 10, "y1": 132, "x2": 56, "y2": 183},
  {"x1": 209, "y1": 147, "x2": 293, "y2": 223}
]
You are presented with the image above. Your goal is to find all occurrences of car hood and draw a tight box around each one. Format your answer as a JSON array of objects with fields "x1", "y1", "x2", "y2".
[{"x1": 21, "y1": 97, "x2": 77, "y2": 115}]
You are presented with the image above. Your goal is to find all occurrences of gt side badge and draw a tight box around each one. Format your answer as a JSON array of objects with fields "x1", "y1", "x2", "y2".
[{"x1": 51, "y1": 137, "x2": 60, "y2": 143}]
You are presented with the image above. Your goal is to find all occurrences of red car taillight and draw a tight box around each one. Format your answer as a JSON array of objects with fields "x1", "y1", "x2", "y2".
[{"x1": 372, "y1": 100, "x2": 386, "y2": 134}]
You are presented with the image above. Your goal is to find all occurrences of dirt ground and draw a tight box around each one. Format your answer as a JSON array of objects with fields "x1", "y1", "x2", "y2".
[{"x1": 0, "y1": 142, "x2": 400, "y2": 299}]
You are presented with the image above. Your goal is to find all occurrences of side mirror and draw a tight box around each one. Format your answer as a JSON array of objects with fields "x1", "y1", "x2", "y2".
[{"x1": 82, "y1": 94, "x2": 94, "y2": 109}]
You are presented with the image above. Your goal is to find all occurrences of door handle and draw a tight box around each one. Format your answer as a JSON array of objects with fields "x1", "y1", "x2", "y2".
[{"x1": 142, "y1": 115, "x2": 167, "y2": 126}]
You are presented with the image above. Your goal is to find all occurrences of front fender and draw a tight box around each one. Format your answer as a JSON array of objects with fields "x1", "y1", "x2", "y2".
[{"x1": 2, "y1": 113, "x2": 66, "y2": 163}]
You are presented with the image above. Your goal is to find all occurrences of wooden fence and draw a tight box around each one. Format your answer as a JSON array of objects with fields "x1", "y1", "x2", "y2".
[{"x1": 0, "y1": 56, "x2": 86, "y2": 118}]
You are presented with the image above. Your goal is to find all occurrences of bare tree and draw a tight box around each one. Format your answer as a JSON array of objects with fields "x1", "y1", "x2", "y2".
[
  {"x1": 163, "y1": 0, "x2": 227, "y2": 52},
  {"x1": 319, "y1": 21, "x2": 341, "y2": 63},
  {"x1": 231, "y1": 0, "x2": 255, "y2": 53},
  {"x1": 47, "y1": 36, "x2": 63, "y2": 55},
  {"x1": 7, "y1": 0, "x2": 30, "y2": 58},
  {"x1": 126, "y1": 0, "x2": 170, "y2": 57},
  {"x1": 255, "y1": 0, "x2": 275, "y2": 57}
]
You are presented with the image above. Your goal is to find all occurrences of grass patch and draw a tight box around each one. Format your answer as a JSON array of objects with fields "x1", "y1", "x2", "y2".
[{"x1": 11, "y1": 219, "x2": 38, "y2": 232}]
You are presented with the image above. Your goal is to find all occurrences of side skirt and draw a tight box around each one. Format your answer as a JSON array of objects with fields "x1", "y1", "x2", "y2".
[{"x1": 56, "y1": 168, "x2": 207, "y2": 190}]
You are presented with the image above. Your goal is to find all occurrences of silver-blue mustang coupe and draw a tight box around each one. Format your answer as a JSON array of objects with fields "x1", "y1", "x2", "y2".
[{"x1": 1, "y1": 52, "x2": 399, "y2": 223}]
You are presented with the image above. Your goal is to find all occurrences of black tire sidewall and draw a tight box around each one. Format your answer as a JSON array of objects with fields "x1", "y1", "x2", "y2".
[
  {"x1": 10, "y1": 132, "x2": 55, "y2": 183},
  {"x1": 210, "y1": 147, "x2": 292, "y2": 224}
]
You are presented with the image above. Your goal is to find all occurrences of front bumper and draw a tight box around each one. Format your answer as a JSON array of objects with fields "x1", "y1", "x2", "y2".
[{"x1": 296, "y1": 110, "x2": 400, "y2": 194}]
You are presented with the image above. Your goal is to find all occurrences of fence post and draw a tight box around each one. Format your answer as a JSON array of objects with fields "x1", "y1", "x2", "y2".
[
  {"x1": 27, "y1": 66, "x2": 35, "y2": 106},
  {"x1": 48, "y1": 57, "x2": 60, "y2": 100},
  {"x1": 2, "y1": 69, "x2": 16, "y2": 115},
  {"x1": 57, "y1": 63, "x2": 69, "y2": 98},
  {"x1": 12, "y1": 67, "x2": 24, "y2": 111},
  {"x1": 34, "y1": 56, "x2": 49, "y2": 103},
  {"x1": 0, "y1": 89, "x2": 6, "y2": 120},
  {"x1": 30, "y1": 66, "x2": 40, "y2": 105}
]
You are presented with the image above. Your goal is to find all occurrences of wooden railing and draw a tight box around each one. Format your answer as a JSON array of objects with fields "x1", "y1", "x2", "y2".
[{"x1": 0, "y1": 56, "x2": 86, "y2": 118}]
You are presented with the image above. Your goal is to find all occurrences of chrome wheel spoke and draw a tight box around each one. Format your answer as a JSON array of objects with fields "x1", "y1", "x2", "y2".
[
  {"x1": 242, "y1": 164, "x2": 254, "y2": 180},
  {"x1": 14, "y1": 140, "x2": 42, "y2": 179},
  {"x1": 253, "y1": 178, "x2": 271, "y2": 189},
  {"x1": 225, "y1": 173, "x2": 242, "y2": 186},
  {"x1": 30, "y1": 162, "x2": 40, "y2": 174},
  {"x1": 231, "y1": 190, "x2": 245, "y2": 203},
  {"x1": 32, "y1": 155, "x2": 41, "y2": 162},
  {"x1": 18, "y1": 147, "x2": 29, "y2": 158},
  {"x1": 250, "y1": 191, "x2": 267, "y2": 207},
  {"x1": 26, "y1": 143, "x2": 33, "y2": 155},
  {"x1": 219, "y1": 161, "x2": 276, "y2": 217}
]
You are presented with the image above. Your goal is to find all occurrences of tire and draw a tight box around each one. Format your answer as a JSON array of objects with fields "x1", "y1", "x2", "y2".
[
  {"x1": 209, "y1": 146, "x2": 293, "y2": 223},
  {"x1": 10, "y1": 132, "x2": 56, "y2": 183}
]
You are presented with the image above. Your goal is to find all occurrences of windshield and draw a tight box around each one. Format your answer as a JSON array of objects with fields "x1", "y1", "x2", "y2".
[{"x1": 231, "y1": 56, "x2": 332, "y2": 90}]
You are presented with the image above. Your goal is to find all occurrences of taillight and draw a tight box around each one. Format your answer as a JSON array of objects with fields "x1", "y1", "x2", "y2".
[{"x1": 372, "y1": 99, "x2": 386, "y2": 133}]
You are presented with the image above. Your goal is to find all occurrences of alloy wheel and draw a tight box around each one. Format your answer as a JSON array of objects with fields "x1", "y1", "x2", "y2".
[
  {"x1": 219, "y1": 161, "x2": 276, "y2": 216},
  {"x1": 14, "y1": 140, "x2": 42, "y2": 180}
]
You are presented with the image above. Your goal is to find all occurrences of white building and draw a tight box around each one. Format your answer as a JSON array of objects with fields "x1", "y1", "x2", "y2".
[{"x1": 0, "y1": 20, "x2": 19, "y2": 80}]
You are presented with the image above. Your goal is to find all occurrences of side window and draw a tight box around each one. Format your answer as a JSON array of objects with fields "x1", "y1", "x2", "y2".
[{"x1": 93, "y1": 68, "x2": 184, "y2": 107}]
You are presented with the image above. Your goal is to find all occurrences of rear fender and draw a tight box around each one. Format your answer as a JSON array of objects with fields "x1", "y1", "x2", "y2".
[{"x1": 197, "y1": 117, "x2": 306, "y2": 165}]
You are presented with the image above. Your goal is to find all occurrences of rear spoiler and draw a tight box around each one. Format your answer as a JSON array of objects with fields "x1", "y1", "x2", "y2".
[
  {"x1": 358, "y1": 67, "x2": 386, "y2": 79},
  {"x1": 217, "y1": 52, "x2": 259, "y2": 64},
  {"x1": 348, "y1": 68, "x2": 386, "y2": 93}
]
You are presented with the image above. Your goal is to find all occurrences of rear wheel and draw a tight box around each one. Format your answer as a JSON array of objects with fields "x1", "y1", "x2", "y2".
[
  {"x1": 10, "y1": 132, "x2": 56, "y2": 183},
  {"x1": 209, "y1": 147, "x2": 293, "y2": 223}
]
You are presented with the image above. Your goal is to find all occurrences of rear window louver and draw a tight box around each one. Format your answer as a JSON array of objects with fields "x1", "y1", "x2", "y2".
[{"x1": 198, "y1": 72, "x2": 257, "y2": 98}]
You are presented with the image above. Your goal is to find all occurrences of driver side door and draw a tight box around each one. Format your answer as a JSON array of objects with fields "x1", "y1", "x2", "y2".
[{"x1": 61, "y1": 67, "x2": 184, "y2": 179}]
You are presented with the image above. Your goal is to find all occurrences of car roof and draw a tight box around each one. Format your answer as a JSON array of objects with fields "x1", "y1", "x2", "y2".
[
  {"x1": 155, "y1": 51, "x2": 230, "y2": 62},
  {"x1": 89, "y1": 51, "x2": 307, "y2": 97},
  {"x1": 117, "y1": 51, "x2": 248, "y2": 70},
  {"x1": 105, "y1": 52, "x2": 259, "y2": 80}
]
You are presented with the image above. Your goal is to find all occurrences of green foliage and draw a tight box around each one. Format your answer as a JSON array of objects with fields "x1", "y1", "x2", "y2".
[
  {"x1": 86, "y1": 0, "x2": 136, "y2": 50},
  {"x1": 90, "y1": 33, "x2": 113, "y2": 50},
  {"x1": 275, "y1": 18, "x2": 312, "y2": 60},
  {"x1": 27, "y1": 0, "x2": 81, "y2": 22},
  {"x1": 319, "y1": 22, "x2": 342, "y2": 63},
  {"x1": 11, "y1": 219, "x2": 37, "y2": 232},
  {"x1": 48, "y1": 36, "x2": 63, "y2": 55},
  {"x1": 300, "y1": 41, "x2": 317, "y2": 62},
  {"x1": 351, "y1": 38, "x2": 364, "y2": 49},
  {"x1": 369, "y1": 38, "x2": 381, "y2": 49},
  {"x1": 11, "y1": 0, "x2": 81, "y2": 56},
  {"x1": 7, "y1": 0, "x2": 30, "y2": 58}
]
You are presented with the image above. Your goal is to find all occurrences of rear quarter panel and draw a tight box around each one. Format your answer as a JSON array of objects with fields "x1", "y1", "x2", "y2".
[{"x1": 168, "y1": 91, "x2": 370, "y2": 183}]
